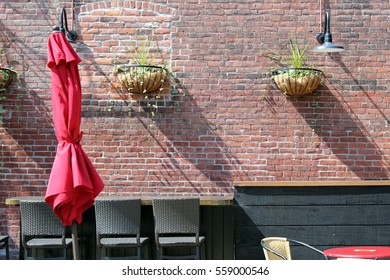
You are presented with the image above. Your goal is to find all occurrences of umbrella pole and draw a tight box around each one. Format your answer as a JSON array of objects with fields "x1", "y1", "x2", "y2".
[{"x1": 71, "y1": 221, "x2": 80, "y2": 260}]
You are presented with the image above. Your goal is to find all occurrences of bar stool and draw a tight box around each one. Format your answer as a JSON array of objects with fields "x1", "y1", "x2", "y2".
[
  {"x1": 152, "y1": 198, "x2": 206, "y2": 260},
  {"x1": 20, "y1": 200, "x2": 72, "y2": 259},
  {"x1": 0, "y1": 235, "x2": 10, "y2": 260},
  {"x1": 94, "y1": 198, "x2": 149, "y2": 259}
]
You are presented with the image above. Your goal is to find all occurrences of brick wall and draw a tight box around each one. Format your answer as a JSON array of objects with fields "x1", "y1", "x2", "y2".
[{"x1": 1, "y1": 0, "x2": 389, "y2": 259}]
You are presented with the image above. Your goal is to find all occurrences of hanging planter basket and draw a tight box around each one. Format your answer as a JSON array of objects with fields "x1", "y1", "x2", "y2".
[
  {"x1": 0, "y1": 67, "x2": 17, "y2": 92},
  {"x1": 115, "y1": 65, "x2": 167, "y2": 97},
  {"x1": 271, "y1": 68, "x2": 324, "y2": 97}
]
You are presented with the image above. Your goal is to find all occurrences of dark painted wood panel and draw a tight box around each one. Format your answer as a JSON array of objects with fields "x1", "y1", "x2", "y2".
[
  {"x1": 235, "y1": 205, "x2": 390, "y2": 226},
  {"x1": 211, "y1": 207, "x2": 224, "y2": 259},
  {"x1": 204, "y1": 206, "x2": 235, "y2": 260},
  {"x1": 235, "y1": 187, "x2": 390, "y2": 206},
  {"x1": 234, "y1": 181, "x2": 390, "y2": 187},
  {"x1": 234, "y1": 186, "x2": 390, "y2": 260},
  {"x1": 223, "y1": 206, "x2": 235, "y2": 259},
  {"x1": 236, "y1": 245, "x2": 335, "y2": 260},
  {"x1": 200, "y1": 206, "x2": 213, "y2": 259},
  {"x1": 235, "y1": 246, "x2": 264, "y2": 260},
  {"x1": 235, "y1": 225, "x2": 390, "y2": 247}
]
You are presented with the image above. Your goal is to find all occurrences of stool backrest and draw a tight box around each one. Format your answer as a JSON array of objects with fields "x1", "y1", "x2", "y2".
[{"x1": 20, "y1": 200, "x2": 67, "y2": 247}]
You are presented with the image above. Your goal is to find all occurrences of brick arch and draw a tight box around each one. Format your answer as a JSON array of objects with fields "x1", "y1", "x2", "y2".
[
  {"x1": 76, "y1": 0, "x2": 173, "y2": 60},
  {"x1": 78, "y1": 1, "x2": 175, "y2": 17},
  {"x1": 75, "y1": 1, "x2": 174, "y2": 101}
]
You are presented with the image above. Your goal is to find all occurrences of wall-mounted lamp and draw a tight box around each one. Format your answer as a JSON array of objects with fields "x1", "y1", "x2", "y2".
[
  {"x1": 52, "y1": 7, "x2": 78, "y2": 43},
  {"x1": 312, "y1": 10, "x2": 344, "y2": 52}
]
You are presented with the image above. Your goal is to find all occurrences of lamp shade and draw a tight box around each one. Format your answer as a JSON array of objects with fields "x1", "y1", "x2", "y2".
[{"x1": 312, "y1": 41, "x2": 345, "y2": 53}]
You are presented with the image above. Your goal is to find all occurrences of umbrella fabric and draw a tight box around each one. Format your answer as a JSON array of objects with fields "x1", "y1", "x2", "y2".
[{"x1": 45, "y1": 32, "x2": 104, "y2": 226}]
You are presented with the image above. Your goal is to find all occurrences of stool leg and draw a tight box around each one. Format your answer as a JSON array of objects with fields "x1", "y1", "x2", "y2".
[{"x1": 6, "y1": 242, "x2": 9, "y2": 260}]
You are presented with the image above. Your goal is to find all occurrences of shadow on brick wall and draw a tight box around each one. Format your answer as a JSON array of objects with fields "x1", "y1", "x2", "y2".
[{"x1": 289, "y1": 55, "x2": 390, "y2": 179}]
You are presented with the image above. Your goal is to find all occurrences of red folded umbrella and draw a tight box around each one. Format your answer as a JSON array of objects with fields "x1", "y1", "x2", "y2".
[{"x1": 45, "y1": 32, "x2": 104, "y2": 228}]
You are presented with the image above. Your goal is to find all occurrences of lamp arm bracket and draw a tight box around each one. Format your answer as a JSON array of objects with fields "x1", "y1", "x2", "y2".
[{"x1": 52, "y1": 7, "x2": 78, "y2": 43}]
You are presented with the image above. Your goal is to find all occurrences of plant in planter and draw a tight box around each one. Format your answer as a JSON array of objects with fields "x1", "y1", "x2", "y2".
[
  {"x1": 0, "y1": 67, "x2": 17, "y2": 93},
  {"x1": 0, "y1": 45, "x2": 17, "y2": 94},
  {"x1": 1, "y1": 41, "x2": 19, "y2": 125},
  {"x1": 110, "y1": 39, "x2": 181, "y2": 124},
  {"x1": 0, "y1": 64, "x2": 17, "y2": 125},
  {"x1": 263, "y1": 38, "x2": 324, "y2": 97},
  {"x1": 113, "y1": 42, "x2": 170, "y2": 99}
]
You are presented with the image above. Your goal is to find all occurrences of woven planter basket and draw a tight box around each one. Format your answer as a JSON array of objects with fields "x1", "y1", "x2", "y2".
[
  {"x1": 271, "y1": 68, "x2": 324, "y2": 97},
  {"x1": 0, "y1": 68, "x2": 17, "y2": 92},
  {"x1": 115, "y1": 65, "x2": 167, "y2": 95}
]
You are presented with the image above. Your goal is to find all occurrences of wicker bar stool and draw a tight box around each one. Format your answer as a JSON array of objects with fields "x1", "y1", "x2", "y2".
[
  {"x1": 94, "y1": 198, "x2": 149, "y2": 259},
  {"x1": 0, "y1": 235, "x2": 9, "y2": 260},
  {"x1": 152, "y1": 198, "x2": 206, "y2": 260},
  {"x1": 20, "y1": 200, "x2": 72, "y2": 260}
]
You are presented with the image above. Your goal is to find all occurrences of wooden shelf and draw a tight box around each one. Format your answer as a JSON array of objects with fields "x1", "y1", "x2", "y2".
[
  {"x1": 6, "y1": 195, "x2": 234, "y2": 206},
  {"x1": 234, "y1": 180, "x2": 390, "y2": 187}
]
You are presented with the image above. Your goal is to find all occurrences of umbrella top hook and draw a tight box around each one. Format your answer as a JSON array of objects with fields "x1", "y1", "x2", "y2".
[{"x1": 52, "y1": 7, "x2": 78, "y2": 43}]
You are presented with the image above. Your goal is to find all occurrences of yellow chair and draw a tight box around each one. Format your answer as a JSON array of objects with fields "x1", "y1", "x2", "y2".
[{"x1": 261, "y1": 237, "x2": 328, "y2": 260}]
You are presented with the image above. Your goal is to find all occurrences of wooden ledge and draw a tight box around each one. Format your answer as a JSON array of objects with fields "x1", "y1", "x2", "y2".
[
  {"x1": 5, "y1": 195, "x2": 234, "y2": 206},
  {"x1": 5, "y1": 196, "x2": 42, "y2": 205},
  {"x1": 234, "y1": 180, "x2": 390, "y2": 188},
  {"x1": 134, "y1": 196, "x2": 234, "y2": 206}
]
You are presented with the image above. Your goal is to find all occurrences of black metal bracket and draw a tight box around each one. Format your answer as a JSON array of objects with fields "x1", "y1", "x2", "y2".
[
  {"x1": 316, "y1": 10, "x2": 329, "y2": 44},
  {"x1": 316, "y1": 32, "x2": 325, "y2": 45},
  {"x1": 53, "y1": 7, "x2": 78, "y2": 43}
]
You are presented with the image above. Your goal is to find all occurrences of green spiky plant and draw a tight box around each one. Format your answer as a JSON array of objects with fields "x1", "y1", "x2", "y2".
[
  {"x1": 288, "y1": 38, "x2": 308, "y2": 68},
  {"x1": 263, "y1": 38, "x2": 325, "y2": 97},
  {"x1": 0, "y1": 41, "x2": 18, "y2": 94},
  {"x1": 112, "y1": 38, "x2": 180, "y2": 124},
  {"x1": 114, "y1": 40, "x2": 172, "y2": 96},
  {"x1": 1, "y1": 38, "x2": 20, "y2": 125}
]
